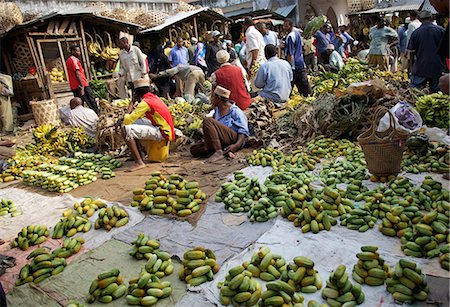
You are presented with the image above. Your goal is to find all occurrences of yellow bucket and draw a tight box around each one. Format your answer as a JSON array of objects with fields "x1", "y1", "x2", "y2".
[{"x1": 141, "y1": 139, "x2": 170, "y2": 162}]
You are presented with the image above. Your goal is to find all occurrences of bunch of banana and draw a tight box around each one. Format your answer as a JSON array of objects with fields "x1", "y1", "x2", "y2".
[
  {"x1": 179, "y1": 247, "x2": 220, "y2": 286},
  {"x1": 322, "y1": 264, "x2": 365, "y2": 306},
  {"x1": 416, "y1": 92, "x2": 450, "y2": 129},
  {"x1": 352, "y1": 246, "x2": 392, "y2": 286},
  {"x1": 403, "y1": 143, "x2": 449, "y2": 174},
  {"x1": 129, "y1": 233, "x2": 160, "y2": 260},
  {"x1": 0, "y1": 198, "x2": 21, "y2": 217},
  {"x1": 281, "y1": 256, "x2": 322, "y2": 294},
  {"x1": 73, "y1": 198, "x2": 107, "y2": 216},
  {"x1": 247, "y1": 197, "x2": 278, "y2": 223},
  {"x1": 0, "y1": 173, "x2": 16, "y2": 183},
  {"x1": 94, "y1": 205, "x2": 128, "y2": 231},
  {"x1": 259, "y1": 280, "x2": 305, "y2": 306},
  {"x1": 67, "y1": 127, "x2": 95, "y2": 151},
  {"x1": 87, "y1": 269, "x2": 126, "y2": 303},
  {"x1": 131, "y1": 172, "x2": 206, "y2": 218},
  {"x1": 86, "y1": 33, "x2": 102, "y2": 58},
  {"x1": 244, "y1": 247, "x2": 287, "y2": 282},
  {"x1": 126, "y1": 273, "x2": 172, "y2": 306},
  {"x1": 306, "y1": 136, "x2": 362, "y2": 159},
  {"x1": 247, "y1": 147, "x2": 287, "y2": 170},
  {"x1": 11, "y1": 225, "x2": 50, "y2": 251},
  {"x1": 400, "y1": 210, "x2": 448, "y2": 258},
  {"x1": 386, "y1": 259, "x2": 429, "y2": 303},
  {"x1": 340, "y1": 207, "x2": 376, "y2": 232},
  {"x1": 217, "y1": 265, "x2": 263, "y2": 306},
  {"x1": 15, "y1": 248, "x2": 67, "y2": 286},
  {"x1": 112, "y1": 98, "x2": 131, "y2": 107},
  {"x1": 100, "y1": 32, "x2": 120, "y2": 61},
  {"x1": 440, "y1": 245, "x2": 449, "y2": 270},
  {"x1": 377, "y1": 204, "x2": 419, "y2": 238},
  {"x1": 143, "y1": 250, "x2": 174, "y2": 277},
  {"x1": 250, "y1": 61, "x2": 261, "y2": 76},
  {"x1": 33, "y1": 124, "x2": 59, "y2": 144},
  {"x1": 51, "y1": 237, "x2": 85, "y2": 258},
  {"x1": 287, "y1": 93, "x2": 316, "y2": 109},
  {"x1": 52, "y1": 213, "x2": 92, "y2": 239}
]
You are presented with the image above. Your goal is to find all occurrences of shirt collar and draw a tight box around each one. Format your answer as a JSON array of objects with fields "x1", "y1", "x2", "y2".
[{"x1": 268, "y1": 56, "x2": 278, "y2": 62}]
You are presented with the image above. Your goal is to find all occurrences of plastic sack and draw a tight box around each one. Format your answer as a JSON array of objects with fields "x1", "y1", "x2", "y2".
[
  {"x1": 346, "y1": 79, "x2": 388, "y2": 98},
  {"x1": 377, "y1": 101, "x2": 422, "y2": 134},
  {"x1": 423, "y1": 126, "x2": 450, "y2": 145}
]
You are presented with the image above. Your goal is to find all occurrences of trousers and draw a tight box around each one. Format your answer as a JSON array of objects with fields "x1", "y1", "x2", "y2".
[{"x1": 72, "y1": 86, "x2": 99, "y2": 114}]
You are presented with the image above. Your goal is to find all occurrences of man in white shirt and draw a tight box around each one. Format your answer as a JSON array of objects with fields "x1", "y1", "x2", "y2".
[
  {"x1": 324, "y1": 44, "x2": 344, "y2": 72},
  {"x1": 255, "y1": 22, "x2": 279, "y2": 48},
  {"x1": 406, "y1": 11, "x2": 422, "y2": 47},
  {"x1": 60, "y1": 97, "x2": 98, "y2": 138},
  {"x1": 118, "y1": 37, "x2": 148, "y2": 88},
  {"x1": 242, "y1": 16, "x2": 266, "y2": 92}
]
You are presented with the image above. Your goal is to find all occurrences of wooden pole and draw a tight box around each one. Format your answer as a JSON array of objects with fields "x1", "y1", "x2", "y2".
[
  {"x1": 193, "y1": 16, "x2": 198, "y2": 39},
  {"x1": 26, "y1": 35, "x2": 44, "y2": 89},
  {"x1": 57, "y1": 41, "x2": 69, "y2": 82},
  {"x1": 79, "y1": 19, "x2": 91, "y2": 80},
  {"x1": 36, "y1": 40, "x2": 51, "y2": 99}
]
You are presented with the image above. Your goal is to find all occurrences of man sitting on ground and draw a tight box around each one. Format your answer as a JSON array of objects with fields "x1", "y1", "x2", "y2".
[
  {"x1": 121, "y1": 86, "x2": 175, "y2": 172},
  {"x1": 190, "y1": 86, "x2": 249, "y2": 163},
  {"x1": 323, "y1": 44, "x2": 345, "y2": 72},
  {"x1": 60, "y1": 97, "x2": 98, "y2": 138},
  {"x1": 253, "y1": 44, "x2": 293, "y2": 106}
]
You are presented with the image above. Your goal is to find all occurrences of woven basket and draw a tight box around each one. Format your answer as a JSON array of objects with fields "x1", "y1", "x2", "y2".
[
  {"x1": 347, "y1": 0, "x2": 362, "y2": 13},
  {"x1": 134, "y1": 11, "x2": 167, "y2": 29},
  {"x1": 13, "y1": 38, "x2": 34, "y2": 74},
  {"x1": 357, "y1": 107, "x2": 408, "y2": 176},
  {"x1": 361, "y1": 0, "x2": 376, "y2": 10},
  {"x1": 30, "y1": 99, "x2": 61, "y2": 127},
  {"x1": 177, "y1": 1, "x2": 197, "y2": 12}
]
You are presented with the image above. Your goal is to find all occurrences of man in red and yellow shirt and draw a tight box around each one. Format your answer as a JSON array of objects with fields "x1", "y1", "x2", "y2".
[
  {"x1": 66, "y1": 45, "x2": 99, "y2": 114},
  {"x1": 122, "y1": 86, "x2": 174, "y2": 171}
]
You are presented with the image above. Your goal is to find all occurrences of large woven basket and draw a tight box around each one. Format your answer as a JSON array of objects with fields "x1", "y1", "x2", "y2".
[
  {"x1": 357, "y1": 107, "x2": 408, "y2": 176},
  {"x1": 348, "y1": 0, "x2": 362, "y2": 13},
  {"x1": 30, "y1": 99, "x2": 61, "y2": 127},
  {"x1": 13, "y1": 38, "x2": 34, "y2": 74},
  {"x1": 0, "y1": 2, "x2": 23, "y2": 34},
  {"x1": 361, "y1": 0, "x2": 376, "y2": 10}
]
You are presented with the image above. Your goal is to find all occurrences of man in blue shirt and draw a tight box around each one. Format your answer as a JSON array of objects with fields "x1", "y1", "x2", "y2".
[
  {"x1": 397, "y1": 19, "x2": 408, "y2": 70},
  {"x1": 314, "y1": 24, "x2": 332, "y2": 64},
  {"x1": 283, "y1": 18, "x2": 311, "y2": 96},
  {"x1": 168, "y1": 37, "x2": 189, "y2": 67},
  {"x1": 253, "y1": 44, "x2": 293, "y2": 106},
  {"x1": 408, "y1": 10, "x2": 445, "y2": 92}
]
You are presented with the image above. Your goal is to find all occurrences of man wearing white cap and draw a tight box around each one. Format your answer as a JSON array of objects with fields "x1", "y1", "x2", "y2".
[
  {"x1": 205, "y1": 31, "x2": 223, "y2": 76},
  {"x1": 190, "y1": 86, "x2": 249, "y2": 162},
  {"x1": 323, "y1": 44, "x2": 344, "y2": 72},
  {"x1": 210, "y1": 50, "x2": 251, "y2": 110}
]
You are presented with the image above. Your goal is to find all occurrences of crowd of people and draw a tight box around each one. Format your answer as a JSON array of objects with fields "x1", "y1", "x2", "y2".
[{"x1": 58, "y1": 0, "x2": 449, "y2": 170}]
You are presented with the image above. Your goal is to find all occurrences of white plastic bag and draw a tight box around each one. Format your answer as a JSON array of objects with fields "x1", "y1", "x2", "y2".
[
  {"x1": 423, "y1": 126, "x2": 450, "y2": 145},
  {"x1": 377, "y1": 101, "x2": 422, "y2": 134}
]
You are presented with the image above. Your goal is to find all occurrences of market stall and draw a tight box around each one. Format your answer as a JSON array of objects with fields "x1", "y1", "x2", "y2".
[{"x1": 0, "y1": 9, "x2": 142, "y2": 115}]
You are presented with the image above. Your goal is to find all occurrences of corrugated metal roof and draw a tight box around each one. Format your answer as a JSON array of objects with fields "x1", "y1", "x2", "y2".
[
  {"x1": 349, "y1": 0, "x2": 436, "y2": 15},
  {"x1": 274, "y1": 4, "x2": 296, "y2": 18}
]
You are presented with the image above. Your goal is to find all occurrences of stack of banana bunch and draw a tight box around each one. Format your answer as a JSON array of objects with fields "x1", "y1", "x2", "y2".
[
  {"x1": 100, "y1": 33, "x2": 120, "y2": 61},
  {"x1": 11, "y1": 225, "x2": 50, "y2": 251},
  {"x1": 67, "y1": 127, "x2": 95, "y2": 152},
  {"x1": 86, "y1": 33, "x2": 102, "y2": 59},
  {"x1": 0, "y1": 198, "x2": 21, "y2": 217},
  {"x1": 32, "y1": 125, "x2": 68, "y2": 156}
]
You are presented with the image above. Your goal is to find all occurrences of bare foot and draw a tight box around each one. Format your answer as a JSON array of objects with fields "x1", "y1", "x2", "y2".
[
  {"x1": 226, "y1": 152, "x2": 237, "y2": 159},
  {"x1": 126, "y1": 163, "x2": 147, "y2": 172},
  {"x1": 205, "y1": 150, "x2": 224, "y2": 163}
]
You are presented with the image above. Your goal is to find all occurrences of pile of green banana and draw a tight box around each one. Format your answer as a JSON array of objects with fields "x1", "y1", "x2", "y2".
[
  {"x1": 320, "y1": 159, "x2": 368, "y2": 187},
  {"x1": 282, "y1": 256, "x2": 322, "y2": 294},
  {"x1": 260, "y1": 280, "x2": 305, "y2": 306},
  {"x1": 0, "y1": 198, "x2": 21, "y2": 217},
  {"x1": 58, "y1": 152, "x2": 121, "y2": 179},
  {"x1": 247, "y1": 148, "x2": 319, "y2": 173},
  {"x1": 352, "y1": 246, "x2": 392, "y2": 286},
  {"x1": 94, "y1": 205, "x2": 129, "y2": 231},
  {"x1": 422, "y1": 177, "x2": 449, "y2": 207},
  {"x1": 73, "y1": 198, "x2": 107, "y2": 217},
  {"x1": 386, "y1": 259, "x2": 429, "y2": 303},
  {"x1": 415, "y1": 92, "x2": 450, "y2": 129},
  {"x1": 218, "y1": 265, "x2": 262, "y2": 306},
  {"x1": 403, "y1": 143, "x2": 449, "y2": 174},
  {"x1": 87, "y1": 269, "x2": 126, "y2": 303},
  {"x1": 52, "y1": 237, "x2": 85, "y2": 258},
  {"x1": 126, "y1": 273, "x2": 172, "y2": 305},
  {"x1": 11, "y1": 225, "x2": 49, "y2": 251},
  {"x1": 247, "y1": 148, "x2": 286, "y2": 171},
  {"x1": 322, "y1": 264, "x2": 365, "y2": 306},
  {"x1": 216, "y1": 171, "x2": 268, "y2": 213},
  {"x1": 340, "y1": 207, "x2": 376, "y2": 232},
  {"x1": 440, "y1": 249, "x2": 449, "y2": 270},
  {"x1": 129, "y1": 233, "x2": 160, "y2": 260},
  {"x1": 16, "y1": 248, "x2": 67, "y2": 286},
  {"x1": 131, "y1": 172, "x2": 206, "y2": 218},
  {"x1": 376, "y1": 203, "x2": 417, "y2": 238},
  {"x1": 52, "y1": 213, "x2": 92, "y2": 239},
  {"x1": 179, "y1": 247, "x2": 220, "y2": 286},
  {"x1": 305, "y1": 137, "x2": 361, "y2": 159},
  {"x1": 247, "y1": 197, "x2": 278, "y2": 223},
  {"x1": 400, "y1": 210, "x2": 448, "y2": 258},
  {"x1": 245, "y1": 247, "x2": 287, "y2": 282},
  {"x1": 144, "y1": 250, "x2": 174, "y2": 277}
]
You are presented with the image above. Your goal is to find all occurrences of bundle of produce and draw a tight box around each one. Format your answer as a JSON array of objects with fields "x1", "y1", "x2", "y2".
[
  {"x1": 131, "y1": 172, "x2": 206, "y2": 218},
  {"x1": 217, "y1": 266, "x2": 262, "y2": 306},
  {"x1": 321, "y1": 264, "x2": 365, "y2": 306},
  {"x1": 377, "y1": 204, "x2": 417, "y2": 238},
  {"x1": 403, "y1": 142, "x2": 449, "y2": 173},
  {"x1": 386, "y1": 259, "x2": 429, "y2": 303},
  {"x1": 73, "y1": 198, "x2": 107, "y2": 216},
  {"x1": 340, "y1": 207, "x2": 376, "y2": 232},
  {"x1": 287, "y1": 90, "x2": 316, "y2": 108},
  {"x1": 265, "y1": 169, "x2": 313, "y2": 191},
  {"x1": 344, "y1": 180, "x2": 369, "y2": 201},
  {"x1": 244, "y1": 246, "x2": 287, "y2": 282},
  {"x1": 16, "y1": 248, "x2": 67, "y2": 286},
  {"x1": 50, "y1": 67, "x2": 65, "y2": 83},
  {"x1": 129, "y1": 233, "x2": 160, "y2": 260},
  {"x1": 87, "y1": 269, "x2": 126, "y2": 303},
  {"x1": 216, "y1": 171, "x2": 268, "y2": 213},
  {"x1": 168, "y1": 98, "x2": 210, "y2": 139},
  {"x1": 303, "y1": 15, "x2": 327, "y2": 39},
  {"x1": 281, "y1": 256, "x2": 322, "y2": 294},
  {"x1": 400, "y1": 210, "x2": 448, "y2": 258},
  {"x1": 176, "y1": 0, "x2": 197, "y2": 12},
  {"x1": 143, "y1": 250, "x2": 174, "y2": 278},
  {"x1": 99, "y1": 33, "x2": 120, "y2": 62},
  {"x1": 260, "y1": 280, "x2": 304, "y2": 306},
  {"x1": 305, "y1": 136, "x2": 360, "y2": 159},
  {"x1": 11, "y1": 225, "x2": 49, "y2": 251},
  {"x1": 247, "y1": 197, "x2": 278, "y2": 222},
  {"x1": 320, "y1": 159, "x2": 367, "y2": 186},
  {"x1": 179, "y1": 247, "x2": 219, "y2": 286},
  {"x1": 421, "y1": 176, "x2": 449, "y2": 206},
  {"x1": 292, "y1": 198, "x2": 336, "y2": 234},
  {"x1": 58, "y1": 152, "x2": 121, "y2": 179},
  {"x1": 126, "y1": 273, "x2": 172, "y2": 305},
  {"x1": 247, "y1": 148, "x2": 286, "y2": 170},
  {"x1": 32, "y1": 124, "x2": 68, "y2": 156},
  {"x1": 352, "y1": 246, "x2": 391, "y2": 286},
  {"x1": 246, "y1": 100, "x2": 276, "y2": 147},
  {"x1": 96, "y1": 101, "x2": 126, "y2": 150},
  {"x1": 0, "y1": 172, "x2": 16, "y2": 183},
  {"x1": 440, "y1": 245, "x2": 449, "y2": 270},
  {"x1": 94, "y1": 205, "x2": 128, "y2": 231},
  {"x1": 0, "y1": 198, "x2": 21, "y2": 217},
  {"x1": 285, "y1": 150, "x2": 319, "y2": 171},
  {"x1": 4, "y1": 150, "x2": 56, "y2": 179},
  {"x1": 51, "y1": 237, "x2": 85, "y2": 258},
  {"x1": 415, "y1": 92, "x2": 450, "y2": 129}
]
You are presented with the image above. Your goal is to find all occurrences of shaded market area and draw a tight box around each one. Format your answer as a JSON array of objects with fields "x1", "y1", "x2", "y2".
[{"x1": 0, "y1": 0, "x2": 449, "y2": 307}]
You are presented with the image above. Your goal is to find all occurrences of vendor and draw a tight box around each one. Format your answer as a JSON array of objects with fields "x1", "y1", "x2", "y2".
[
  {"x1": 122, "y1": 86, "x2": 175, "y2": 172},
  {"x1": 60, "y1": 97, "x2": 98, "y2": 138},
  {"x1": 210, "y1": 50, "x2": 251, "y2": 110},
  {"x1": 190, "y1": 86, "x2": 249, "y2": 162},
  {"x1": 0, "y1": 73, "x2": 14, "y2": 132},
  {"x1": 150, "y1": 65, "x2": 205, "y2": 102},
  {"x1": 323, "y1": 44, "x2": 344, "y2": 72},
  {"x1": 118, "y1": 37, "x2": 148, "y2": 90}
]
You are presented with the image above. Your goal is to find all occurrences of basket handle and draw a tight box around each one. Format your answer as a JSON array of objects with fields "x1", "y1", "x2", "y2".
[{"x1": 367, "y1": 106, "x2": 397, "y2": 140}]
